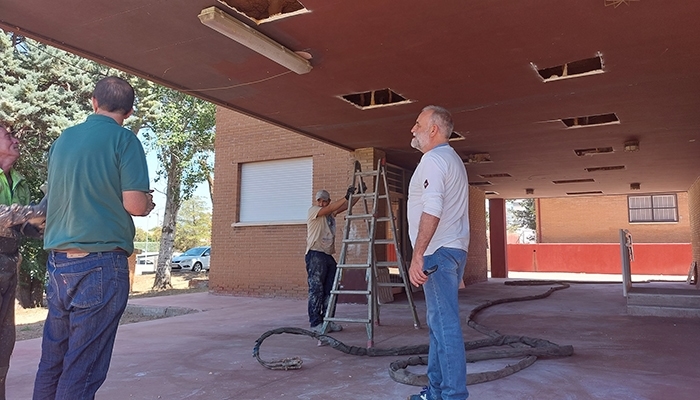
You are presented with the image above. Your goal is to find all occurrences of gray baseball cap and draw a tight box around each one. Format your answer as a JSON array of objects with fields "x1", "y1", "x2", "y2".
[{"x1": 315, "y1": 190, "x2": 330, "y2": 201}]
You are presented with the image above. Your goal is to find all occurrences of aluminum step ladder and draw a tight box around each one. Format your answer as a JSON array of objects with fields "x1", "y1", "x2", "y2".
[{"x1": 321, "y1": 159, "x2": 421, "y2": 348}]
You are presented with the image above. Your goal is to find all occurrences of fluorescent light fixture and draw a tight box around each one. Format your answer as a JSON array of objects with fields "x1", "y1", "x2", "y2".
[{"x1": 198, "y1": 6, "x2": 312, "y2": 75}]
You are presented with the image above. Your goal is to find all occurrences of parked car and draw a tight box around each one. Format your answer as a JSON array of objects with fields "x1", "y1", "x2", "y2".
[{"x1": 171, "y1": 246, "x2": 211, "y2": 272}]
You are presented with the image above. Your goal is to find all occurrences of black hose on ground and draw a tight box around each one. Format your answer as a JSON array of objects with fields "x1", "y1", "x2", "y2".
[{"x1": 252, "y1": 280, "x2": 575, "y2": 386}]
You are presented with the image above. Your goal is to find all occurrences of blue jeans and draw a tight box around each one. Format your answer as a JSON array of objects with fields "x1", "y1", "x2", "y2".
[
  {"x1": 33, "y1": 250, "x2": 130, "y2": 400},
  {"x1": 422, "y1": 247, "x2": 468, "y2": 400},
  {"x1": 305, "y1": 250, "x2": 337, "y2": 327}
]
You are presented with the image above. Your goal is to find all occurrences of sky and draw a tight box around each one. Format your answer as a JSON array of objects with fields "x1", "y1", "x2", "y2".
[{"x1": 132, "y1": 148, "x2": 212, "y2": 231}]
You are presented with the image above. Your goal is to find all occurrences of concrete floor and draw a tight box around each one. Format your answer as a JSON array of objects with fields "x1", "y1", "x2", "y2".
[{"x1": 7, "y1": 277, "x2": 700, "y2": 400}]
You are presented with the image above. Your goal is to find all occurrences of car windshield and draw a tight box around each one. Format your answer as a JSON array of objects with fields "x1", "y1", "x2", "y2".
[{"x1": 182, "y1": 247, "x2": 207, "y2": 256}]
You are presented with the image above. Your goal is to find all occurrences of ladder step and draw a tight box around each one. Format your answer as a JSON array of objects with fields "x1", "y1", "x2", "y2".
[
  {"x1": 378, "y1": 282, "x2": 407, "y2": 288},
  {"x1": 337, "y1": 263, "x2": 371, "y2": 269},
  {"x1": 346, "y1": 214, "x2": 375, "y2": 219},
  {"x1": 343, "y1": 238, "x2": 372, "y2": 244},
  {"x1": 346, "y1": 214, "x2": 391, "y2": 222},
  {"x1": 325, "y1": 317, "x2": 371, "y2": 324},
  {"x1": 342, "y1": 238, "x2": 396, "y2": 245},
  {"x1": 377, "y1": 261, "x2": 399, "y2": 267},
  {"x1": 331, "y1": 289, "x2": 371, "y2": 295},
  {"x1": 355, "y1": 171, "x2": 379, "y2": 177},
  {"x1": 354, "y1": 192, "x2": 389, "y2": 199}
]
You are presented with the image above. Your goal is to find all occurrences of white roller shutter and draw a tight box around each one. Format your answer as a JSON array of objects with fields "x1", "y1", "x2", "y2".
[{"x1": 239, "y1": 157, "x2": 312, "y2": 223}]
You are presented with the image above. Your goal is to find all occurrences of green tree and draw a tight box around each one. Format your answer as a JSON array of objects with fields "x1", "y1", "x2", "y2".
[
  {"x1": 0, "y1": 32, "x2": 167, "y2": 305},
  {"x1": 507, "y1": 198, "x2": 537, "y2": 243},
  {"x1": 139, "y1": 87, "x2": 215, "y2": 289},
  {"x1": 134, "y1": 228, "x2": 149, "y2": 242},
  {"x1": 174, "y1": 196, "x2": 212, "y2": 251},
  {"x1": 0, "y1": 32, "x2": 98, "y2": 307}
]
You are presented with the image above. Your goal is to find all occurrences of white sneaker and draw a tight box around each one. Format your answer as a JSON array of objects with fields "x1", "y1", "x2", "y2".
[
  {"x1": 310, "y1": 324, "x2": 325, "y2": 334},
  {"x1": 327, "y1": 321, "x2": 343, "y2": 332}
]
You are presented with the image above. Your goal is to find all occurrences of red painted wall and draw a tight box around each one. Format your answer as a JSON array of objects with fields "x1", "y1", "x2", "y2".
[{"x1": 508, "y1": 243, "x2": 692, "y2": 275}]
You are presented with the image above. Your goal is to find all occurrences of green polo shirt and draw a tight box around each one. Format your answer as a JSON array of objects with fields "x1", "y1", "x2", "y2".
[{"x1": 44, "y1": 114, "x2": 150, "y2": 255}]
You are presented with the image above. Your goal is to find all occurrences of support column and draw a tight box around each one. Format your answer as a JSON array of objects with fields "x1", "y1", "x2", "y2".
[{"x1": 489, "y1": 198, "x2": 508, "y2": 278}]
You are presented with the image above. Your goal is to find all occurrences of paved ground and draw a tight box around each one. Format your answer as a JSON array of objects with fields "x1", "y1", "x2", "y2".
[{"x1": 7, "y1": 276, "x2": 700, "y2": 399}]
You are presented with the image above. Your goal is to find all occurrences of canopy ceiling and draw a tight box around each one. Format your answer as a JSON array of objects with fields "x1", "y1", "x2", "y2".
[{"x1": 2, "y1": 0, "x2": 699, "y2": 198}]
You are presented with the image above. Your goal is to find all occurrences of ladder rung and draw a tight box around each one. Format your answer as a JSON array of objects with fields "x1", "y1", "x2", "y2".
[
  {"x1": 343, "y1": 238, "x2": 372, "y2": 244},
  {"x1": 346, "y1": 214, "x2": 374, "y2": 219},
  {"x1": 376, "y1": 261, "x2": 399, "y2": 267},
  {"x1": 354, "y1": 193, "x2": 389, "y2": 199},
  {"x1": 374, "y1": 239, "x2": 395, "y2": 245},
  {"x1": 346, "y1": 214, "x2": 391, "y2": 222},
  {"x1": 337, "y1": 263, "x2": 371, "y2": 269},
  {"x1": 331, "y1": 289, "x2": 371, "y2": 295},
  {"x1": 378, "y1": 282, "x2": 406, "y2": 288},
  {"x1": 355, "y1": 171, "x2": 378, "y2": 177},
  {"x1": 325, "y1": 317, "x2": 371, "y2": 324}
]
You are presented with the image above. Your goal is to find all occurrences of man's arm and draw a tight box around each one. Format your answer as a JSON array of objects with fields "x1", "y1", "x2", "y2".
[
  {"x1": 408, "y1": 212, "x2": 440, "y2": 287},
  {"x1": 316, "y1": 186, "x2": 357, "y2": 217},
  {"x1": 316, "y1": 198, "x2": 349, "y2": 217},
  {"x1": 123, "y1": 190, "x2": 155, "y2": 216},
  {"x1": 0, "y1": 202, "x2": 46, "y2": 228}
]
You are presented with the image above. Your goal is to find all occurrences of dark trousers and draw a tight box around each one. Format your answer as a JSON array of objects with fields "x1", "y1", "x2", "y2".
[
  {"x1": 305, "y1": 250, "x2": 337, "y2": 327},
  {"x1": 0, "y1": 253, "x2": 19, "y2": 400}
]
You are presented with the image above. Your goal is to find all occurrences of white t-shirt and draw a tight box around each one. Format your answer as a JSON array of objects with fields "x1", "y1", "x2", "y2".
[{"x1": 407, "y1": 144, "x2": 470, "y2": 256}]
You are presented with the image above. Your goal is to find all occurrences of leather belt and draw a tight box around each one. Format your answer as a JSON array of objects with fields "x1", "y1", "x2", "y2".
[{"x1": 53, "y1": 248, "x2": 122, "y2": 259}]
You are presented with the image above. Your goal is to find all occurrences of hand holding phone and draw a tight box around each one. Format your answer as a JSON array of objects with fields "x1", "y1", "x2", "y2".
[{"x1": 423, "y1": 265, "x2": 438, "y2": 276}]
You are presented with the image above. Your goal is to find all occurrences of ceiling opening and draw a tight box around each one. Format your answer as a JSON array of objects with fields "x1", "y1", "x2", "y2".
[
  {"x1": 553, "y1": 178, "x2": 596, "y2": 184},
  {"x1": 449, "y1": 132, "x2": 465, "y2": 141},
  {"x1": 340, "y1": 88, "x2": 411, "y2": 110},
  {"x1": 463, "y1": 153, "x2": 492, "y2": 164},
  {"x1": 561, "y1": 113, "x2": 619, "y2": 128},
  {"x1": 484, "y1": 191, "x2": 500, "y2": 196},
  {"x1": 585, "y1": 165, "x2": 626, "y2": 172},
  {"x1": 470, "y1": 181, "x2": 493, "y2": 186},
  {"x1": 574, "y1": 147, "x2": 614, "y2": 156},
  {"x1": 218, "y1": 0, "x2": 309, "y2": 24},
  {"x1": 534, "y1": 54, "x2": 604, "y2": 82},
  {"x1": 480, "y1": 173, "x2": 512, "y2": 178},
  {"x1": 566, "y1": 191, "x2": 604, "y2": 196}
]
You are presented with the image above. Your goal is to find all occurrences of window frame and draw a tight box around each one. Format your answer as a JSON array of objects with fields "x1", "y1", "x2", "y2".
[{"x1": 627, "y1": 193, "x2": 678, "y2": 223}]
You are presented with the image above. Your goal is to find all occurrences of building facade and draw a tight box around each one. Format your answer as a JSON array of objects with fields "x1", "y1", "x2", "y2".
[{"x1": 210, "y1": 108, "x2": 487, "y2": 297}]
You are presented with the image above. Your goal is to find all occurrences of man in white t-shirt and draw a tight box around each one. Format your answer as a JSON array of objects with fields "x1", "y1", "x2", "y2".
[
  {"x1": 305, "y1": 186, "x2": 356, "y2": 334},
  {"x1": 406, "y1": 105, "x2": 470, "y2": 400}
]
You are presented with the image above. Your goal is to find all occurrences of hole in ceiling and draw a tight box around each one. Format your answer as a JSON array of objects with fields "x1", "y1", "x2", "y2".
[
  {"x1": 479, "y1": 173, "x2": 512, "y2": 178},
  {"x1": 534, "y1": 54, "x2": 604, "y2": 82},
  {"x1": 470, "y1": 181, "x2": 493, "y2": 186},
  {"x1": 218, "y1": 0, "x2": 309, "y2": 24},
  {"x1": 585, "y1": 165, "x2": 626, "y2": 172},
  {"x1": 552, "y1": 178, "x2": 596, "y2": 184},
  {"x1": 566, "y1": 191, "x2": 604, "y2": 196},
  {"x1": 340, "y1": 88, "x2": 411, "y2": 110},
  {"x1": 463, "y1": 153, "x2": 492, "y2": 164},
  {"x1": 561, "y1": 113, "x2": 619, "y2": 128},
  {"x1": 449, "y1": 132, "x2": 465, "y2": 141},
  {"x1": 574, "y1": 147, "x2": 614, "y2": 157},
  {"x1": 484, "y1": 191, "x2": 500, "y2": 196}
]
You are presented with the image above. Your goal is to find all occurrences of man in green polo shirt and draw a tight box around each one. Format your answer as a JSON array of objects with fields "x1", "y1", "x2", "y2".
[{"x1": 33, "y1": 77, "x2": 155, "y2": 400}]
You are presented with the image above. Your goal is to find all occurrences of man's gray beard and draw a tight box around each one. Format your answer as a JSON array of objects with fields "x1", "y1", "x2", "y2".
[{"x1": 411, "y1": 137, "x2": 420, "y2": 150}]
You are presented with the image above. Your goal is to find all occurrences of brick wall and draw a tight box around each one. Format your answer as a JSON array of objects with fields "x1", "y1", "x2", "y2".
[
  {"x1": 465, "y1": 188, "x2": 487, "y2": 284},
  {"x1": 210, "y1": 107, "x2": 353, "y2": 298},
  {"x1": 689, "y1": 177, "x2": 700, "y2": 263},
  {"x1": 538, "y1": 193, "x2": 691, "y2": 243}
]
